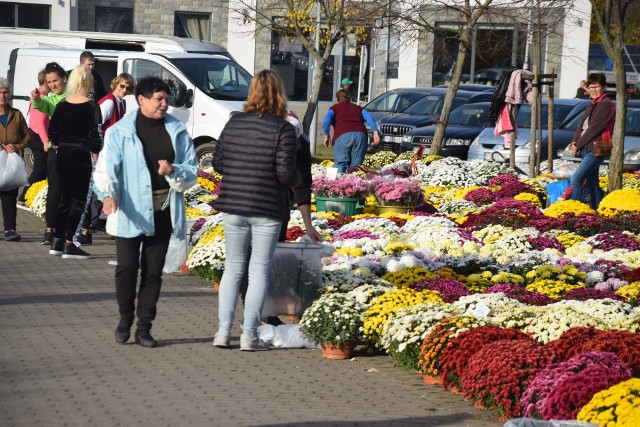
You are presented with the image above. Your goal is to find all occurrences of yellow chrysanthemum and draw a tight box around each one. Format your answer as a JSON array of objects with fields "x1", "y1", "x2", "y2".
[
  {"x1": 24, "y1": 179, "x2": 47, "y2": 207},
  {"x1": 544, "y1": 199, "x2": 596, "y2": 218},
  {"x1": 382, "y1": 266, "x2": 435, "y2": 288},
  {"x1": 577, "y1": 378, "x2": 640, "y2": 426},
  {"x1": 514, "y1": 192, "x2": 542, "y2": 208},
  {"x1": 598, "y1": 188, "x2": 640, "y2": 217},
  {"x1": 615, "y1": 281, "x2": 640, "y2": 305}
]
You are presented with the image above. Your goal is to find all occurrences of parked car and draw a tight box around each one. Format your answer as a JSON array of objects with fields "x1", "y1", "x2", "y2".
[
  {"x1": 435, "y1": 84, "x2": 496, "y2": 93},
  {"x1": 561, "y1": 107, "x2": 640, "y2": 171},
  {"x1": 467, "y1": 98, "x2": 591, "y2": 163},
  {"x1": 363, "y1": 87, "x2": 436, "y2": 124},
  {"x1": 376, "y1": 89, "x2": 494, "y2": 153},
  {"x1": 399, "y1": 102, "x2": 491, "y2": 159},
  {"x1": 473, "y1": 67, "x2": 511, "y2": 85}
]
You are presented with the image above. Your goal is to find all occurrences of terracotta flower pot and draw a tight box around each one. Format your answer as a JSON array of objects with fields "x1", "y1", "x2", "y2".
[
  {"x1": 422, "y1": 374, "x2": 443, "y2": 385},
  {"x1": 448, "y1": 385, "x2": 465, "y2": 396},
  {"x1": 321, "y1": 342, "x2": 355, "y2": 360},
  {"x1": 213, "y1": 281, "x2": 220, "y2": 292}
]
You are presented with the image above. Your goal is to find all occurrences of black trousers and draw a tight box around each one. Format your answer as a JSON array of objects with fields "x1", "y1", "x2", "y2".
[
  {"x1": 54, "y1": 148, "x2": 92, "y2": 241},
  {"x1": 0, "y1": 188, "x2": 18, "y2": 232},
  {"x1": 115, "y1": 212, "x2": 172, "y2": 329},
  {"x1": 19, "y1": 129, "x2": 48, "y2": 202},
  {"x1": 45, "y1": 148, "x2": 61, "y2": 229}
]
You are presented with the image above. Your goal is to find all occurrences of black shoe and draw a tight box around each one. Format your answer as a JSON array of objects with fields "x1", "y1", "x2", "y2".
[
  {"x1": 90, "y1": 220, "x2": 106, "y2": 232},
  {"x1": 62, "y1": 243, "x2": 91, "y2": 259},
  {"x1": 77, "y1": 230, "x2": 92, "y2": 246},
  {"x1": 42, "y1": 230, "x2": 54, "y2": 245},
  {"x1": 4, "y1": 230, "x2": 21, "y2": 242},
  {"x1": 49, "y1": 238, "x2": 64, "y2": 255},
  {"x1": 115, "y1": 326, "x2": 131, "y2": 344},
  {"x1": 135, "y1": 329, "x2": 157, "y2": 348}
]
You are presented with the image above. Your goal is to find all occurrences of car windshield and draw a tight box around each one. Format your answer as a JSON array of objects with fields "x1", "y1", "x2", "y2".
[
  {"x1": 403, "y1": 95, "x2": 467, "y2": 115},
  {"x1": 626, "y1": 110, "x2": 640, "y2": 136},
  {"x1": 448, "y1": 105, "x2": 491, "y2": 127},
  {"x1": 516, "y1": 104, "x2": 576, "y2": 129},
  {"x1": 170, "y1": 57, "x2": 252, "y2": 101},
  {"x1": 365, "y1": 92, "x2": 427, "y2": 112}
]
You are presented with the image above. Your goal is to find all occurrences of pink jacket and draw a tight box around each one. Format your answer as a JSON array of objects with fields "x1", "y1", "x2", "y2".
[{"x1": 28, "y1": 90, "x2": 49, "y2": 144}]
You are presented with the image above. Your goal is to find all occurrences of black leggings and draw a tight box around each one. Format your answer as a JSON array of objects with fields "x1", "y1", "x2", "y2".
[
  {"x1": 45, "y1": 149, "x2": 61, "y2": 229},
  {"x1": 0, "y1": 187, "x2": 18, "y2": 231},
  {"x1": 54, "y1": 148, "x2": 92, "y2": 241}
]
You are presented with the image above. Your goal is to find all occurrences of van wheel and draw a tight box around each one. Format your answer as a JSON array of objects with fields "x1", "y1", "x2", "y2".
[{"x1": 195, "y1": 142, "x2": 216, "y2": 169}]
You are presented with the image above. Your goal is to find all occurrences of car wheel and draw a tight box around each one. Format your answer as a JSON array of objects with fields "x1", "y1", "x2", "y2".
[{"x1": 195, "y1": 142, "x2": 216, "y2": 169}]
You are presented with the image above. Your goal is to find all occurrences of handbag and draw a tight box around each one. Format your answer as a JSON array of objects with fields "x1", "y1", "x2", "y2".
[{"x1": 594, "y1": 139, "x2": 613, "y2": 157}]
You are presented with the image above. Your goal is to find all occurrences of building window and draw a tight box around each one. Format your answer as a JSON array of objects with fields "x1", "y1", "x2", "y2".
[
  {"x1": 95, "y1": 7, "x2": 133, "y2": 33},
  {"x1": 175, "y1": 12, "x2": 210, "y2": 41},
  {"x1": 0, "y1": 3, "x2": 50, "y2": 29}
]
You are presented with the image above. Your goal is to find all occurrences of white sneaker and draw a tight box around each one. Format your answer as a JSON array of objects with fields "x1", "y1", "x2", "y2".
[
  {"x1": 240, "y1": 334, "x2": 270, "y2": 351},
  {"x1": 213, "y1": 330, "x2": 230, "y2": 348}
]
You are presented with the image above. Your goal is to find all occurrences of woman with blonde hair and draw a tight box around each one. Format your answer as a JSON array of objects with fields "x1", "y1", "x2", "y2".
[
  {"x1": 212, "y1": 70, "x2": 299, "y2": 351},
  {"x1": 47, "y1": 65, "x2": 102, "y2": 259}
]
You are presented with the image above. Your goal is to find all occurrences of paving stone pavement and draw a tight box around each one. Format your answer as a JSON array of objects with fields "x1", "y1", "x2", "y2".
[{"x1": 0, "y1": 207, "x2": 502, "y2": 427}]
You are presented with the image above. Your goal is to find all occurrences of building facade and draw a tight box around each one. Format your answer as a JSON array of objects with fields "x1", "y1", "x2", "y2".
[{"x1": 0, "y1": 0, "x2": 591, "y2": 100}]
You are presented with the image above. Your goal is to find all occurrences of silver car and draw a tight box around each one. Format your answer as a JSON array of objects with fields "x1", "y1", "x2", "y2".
[{"x1": 467, "y1": 99, "x2": 589, "y2": 163}]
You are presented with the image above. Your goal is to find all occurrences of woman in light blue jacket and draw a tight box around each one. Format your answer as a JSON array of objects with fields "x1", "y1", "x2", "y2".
[{"x1": 93, "y1": 77, "x2": 197, "y2": 348}]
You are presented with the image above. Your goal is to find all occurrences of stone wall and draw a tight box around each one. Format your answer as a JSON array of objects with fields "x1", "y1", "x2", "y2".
[{"x1": 78, "y1": 0, "x2": 229, "y2": 47}]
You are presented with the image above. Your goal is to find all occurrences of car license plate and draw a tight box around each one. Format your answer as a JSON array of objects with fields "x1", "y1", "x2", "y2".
[{"x1": 383, "y1": 136, "x2": 402, "y2": 143}]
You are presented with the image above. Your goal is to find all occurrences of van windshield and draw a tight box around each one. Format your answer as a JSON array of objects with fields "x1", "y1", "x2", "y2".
[{"x1": 171, "y1": 58, "x2": 252, "y2": 101}]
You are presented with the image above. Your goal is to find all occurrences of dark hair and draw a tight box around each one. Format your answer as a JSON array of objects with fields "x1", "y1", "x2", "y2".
[
  {"x1": 587, "y1": 73, "x2": 607, "y2": 88},
  {"x1": 135, "y1": 77, "x2": 170, "y2": 101},
  {"x1": 80, "y1": 51, "x2": 95, "y2": 63},
  {"x1": 44, "y1": 62, "x2": 67, "y2": 79},
  {"x1": 336, "y1": 89, "x2": 351, "y2": 102}
]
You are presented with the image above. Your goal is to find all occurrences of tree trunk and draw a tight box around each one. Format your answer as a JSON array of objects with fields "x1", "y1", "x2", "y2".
[
  {"x1": 608, "y1": 2, "x2": 626, "y2": 192},
  {"x1": 302, "y1": 56, "x2": 327, "y2": 136},
  {"x1": 430, "y1": 35, "x2": 469, "y2": 155}
]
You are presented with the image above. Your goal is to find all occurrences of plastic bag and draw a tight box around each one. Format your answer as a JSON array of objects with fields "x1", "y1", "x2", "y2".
[
  {"x1": 162, "y1": 234, "x2": 187, "y2": 273},
  {"x1": 257, "y1": 324, "x2": 320, "y2": 349},
  {"x1": 0, "y1": 150, "x2": 29, "y2": 191},
  {"x1": 551, "y1": 163, "x2": 578, "y2": 179},
  {"x1": 503, "y1": 418, "x2": 598, "y2": 427},
  {"x1": 262, "y1": 242, "x2": 334, "y2": 317},
  {"x1": 546, "y1": 180, "x2": 571, "y2": 206}
]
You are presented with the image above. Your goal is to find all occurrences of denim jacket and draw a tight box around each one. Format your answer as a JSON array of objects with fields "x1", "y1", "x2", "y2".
[{"x1": 93, "y1": 110, "x2": 197, "y2": 239}]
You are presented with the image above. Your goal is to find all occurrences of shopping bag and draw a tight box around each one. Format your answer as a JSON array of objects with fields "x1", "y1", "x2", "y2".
[
  {"x1": 163, "y1": 233, "x2": 187, "y2": 273},
  {"x1": 546, "y1": 180, "x2": 570, "y2": 206},
  {"x1": 0, "y1": 150, "x2": 29, "y2": 191}
]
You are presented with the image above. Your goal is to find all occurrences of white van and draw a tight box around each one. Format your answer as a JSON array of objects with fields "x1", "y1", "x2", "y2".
[
  {"x1": 6, "y1": 48, "x2": 251, "y2": 167},
  {"x1": 1, "y1": 30, "x2": 251, "y2": 166}
]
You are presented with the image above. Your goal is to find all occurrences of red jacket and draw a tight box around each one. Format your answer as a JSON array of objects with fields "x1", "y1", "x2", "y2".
[{"x1": 98, "y1": 92, "x2": 126, "y2": 135}]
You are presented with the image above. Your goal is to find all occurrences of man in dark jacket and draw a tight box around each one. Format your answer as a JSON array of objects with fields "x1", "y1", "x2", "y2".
[{"x1": 69, "y1": 51, "x2": 107, "y2": 101}]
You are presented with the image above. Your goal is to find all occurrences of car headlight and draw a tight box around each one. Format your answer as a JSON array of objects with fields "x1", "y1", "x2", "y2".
[
  {"x1": 471, "y1": 135, "x2": 480, "y2": 146},
  {"x1": 402, "y1": 135, "x2": 412, "y2": 143},
  {"x1": 624, "y1": 148, "x2": 640, "y2": 162},
  {"x1": 445, "y1": 138, "x2": 471, "y2": 146}
]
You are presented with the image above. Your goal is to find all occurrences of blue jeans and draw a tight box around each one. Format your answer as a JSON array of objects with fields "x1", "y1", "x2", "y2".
[
  {"x1": 217, "y1": 213, "x2": 282, "y2": 337},
  {"x1": 569, "y1": 149, "x2": 604, "y2": 209},
  {"x1": 333, "y1": 131, "x2": 368, "y2": 173}
]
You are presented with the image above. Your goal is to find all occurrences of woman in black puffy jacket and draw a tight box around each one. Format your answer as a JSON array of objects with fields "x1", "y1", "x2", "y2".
[{"x1": 212, "y1": 70, "x2": 299, "y2": 351}]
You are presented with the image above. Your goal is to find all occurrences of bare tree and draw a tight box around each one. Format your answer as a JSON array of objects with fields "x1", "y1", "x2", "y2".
[
  {"x1": 230, "y1": 0, "x2": 382, "y2": 135},
  {"x1": 590, "y1": 0, "x2": 631, "y2": 191}
]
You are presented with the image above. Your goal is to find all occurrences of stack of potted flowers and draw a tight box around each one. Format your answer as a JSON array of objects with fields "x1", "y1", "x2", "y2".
[
  {"x1": 312, "y1": 174, "x2": 370, "y2": 216},
  {"x1": 370, "y1": 176, "x2": 423, "y2": 215}
]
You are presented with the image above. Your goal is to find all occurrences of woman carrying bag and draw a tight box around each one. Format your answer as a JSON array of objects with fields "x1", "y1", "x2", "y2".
[
  {"x1": 0, "y1": 77, "x2": 30, "y2": 242},
  {"x1": 569, "y1": 73, "x2": 615, "y2": 210}
]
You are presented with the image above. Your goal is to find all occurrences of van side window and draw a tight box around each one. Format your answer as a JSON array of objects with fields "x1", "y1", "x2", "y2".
[{"x1": 123, "y1": 59, "x2": 187, "y2": 107}]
